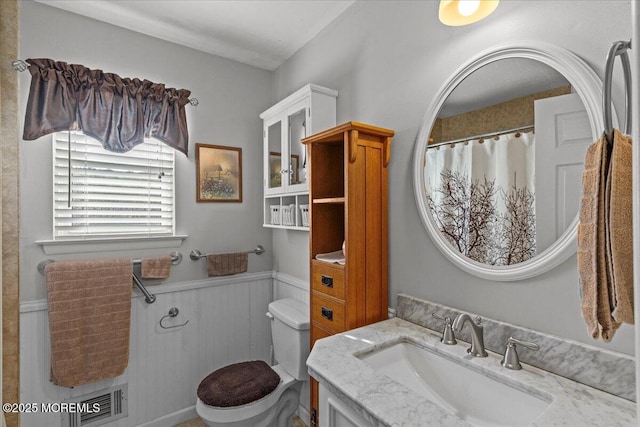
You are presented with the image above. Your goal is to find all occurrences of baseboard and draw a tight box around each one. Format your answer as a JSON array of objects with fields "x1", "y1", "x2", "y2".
[
  {"x1": 137, "y1": 405, "x2": 197, "y2": 427},
  {"x1": 136, "y1": 403, "x2": 307, "y2": 427},
  {"x1": 297, "y1": 404, "x2": 310, "y2": 426}
]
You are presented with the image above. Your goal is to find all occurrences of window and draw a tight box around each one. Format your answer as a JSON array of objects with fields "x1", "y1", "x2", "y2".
[{"x1": 53, "y1": 132, "x2": 175, "y2": 239}]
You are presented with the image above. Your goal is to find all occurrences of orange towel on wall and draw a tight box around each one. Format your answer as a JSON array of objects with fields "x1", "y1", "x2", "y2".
[
  {"x1": 207, "y1": 252, "x2": 248, "y2": 277},
  {"x1": 606, "y1": 130, "x2": 634, "y2": 324},
  {"x1": 45, "y1": 258, "x2": 133, "y2": 387},
  {"x1": 577, "y1": 135, "x2": 619, "y2": 341},
  {"x1": 141, "y1": 255, "x2": 172, "y2": 279},
  {"x1": 577, "y1": 130, "x2": 634, "y2": 342}
]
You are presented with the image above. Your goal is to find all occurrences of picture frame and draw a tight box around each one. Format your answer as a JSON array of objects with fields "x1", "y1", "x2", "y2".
[
  {"x1": 291, "y1": 154, "x2": 300, "y2": 184},
  {"x1": 269, "y1": 152, "x2": 299, "y2": 187},
  {"x1": 196, "y1": 144, "x2": 242, "y2": 202},
  {"x1": 268, "y1": 151, "x2": 282, "y2": 189}
]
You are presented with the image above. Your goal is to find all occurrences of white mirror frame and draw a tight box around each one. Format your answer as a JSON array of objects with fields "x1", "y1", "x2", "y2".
[{"x1": 413, "y1": 41, "x2": 608, "y2": 281}]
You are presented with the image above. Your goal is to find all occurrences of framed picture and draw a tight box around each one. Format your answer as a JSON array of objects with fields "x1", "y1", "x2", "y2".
[
  {"x1": 196, "y1": 144, "x2": 242, "y2": 202},
  {"x1": 268, "y1": 151, "x2": 282, "y2": 189},
  {"x1": 269, "y1": 152, "x2": 299, "y2": 186},
  {"x1": 291, "y1": 154, "x2": 300, "y2": 184}
]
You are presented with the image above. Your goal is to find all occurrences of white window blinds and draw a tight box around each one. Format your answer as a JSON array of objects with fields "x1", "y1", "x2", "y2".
[{"x1": 53, "y1": 132, "x2": 175, "y2": 238}]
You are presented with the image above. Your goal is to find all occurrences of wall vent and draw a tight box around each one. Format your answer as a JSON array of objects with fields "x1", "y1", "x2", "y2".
[{"x1": 62, "y1": 384, "x2": 128, "y2": 427}]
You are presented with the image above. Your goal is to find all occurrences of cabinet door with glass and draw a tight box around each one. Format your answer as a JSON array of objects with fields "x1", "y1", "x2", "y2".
[
  {"x1": 261, "y1": 84, "x2": 338, "y2": 230},
  {"x1": 264, "y1": 99, "x2": 309, "y2": 195}
]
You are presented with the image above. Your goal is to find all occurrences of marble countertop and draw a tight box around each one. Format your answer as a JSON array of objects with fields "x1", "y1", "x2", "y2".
[{"x1": 307, "y1": 318, "x2": 636, "y2": 427}]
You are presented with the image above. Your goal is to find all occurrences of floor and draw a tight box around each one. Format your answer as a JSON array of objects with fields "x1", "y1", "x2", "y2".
[{"x1": 175, "y1": 415, "x2": 307, "y2": 427}]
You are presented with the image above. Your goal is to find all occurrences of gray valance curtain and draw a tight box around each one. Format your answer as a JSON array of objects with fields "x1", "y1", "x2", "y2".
[{"x1": 22, "y1": 58, "x2": 190, "y2": 155}]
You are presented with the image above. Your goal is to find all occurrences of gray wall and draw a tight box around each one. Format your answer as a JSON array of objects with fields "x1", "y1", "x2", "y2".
[
  {"x1": 272, "y1": 0, "x2": 635, "y2": 355},
  {"x1": 18, "y1": 1, "x2": 635, "y2": 355},
  {"x1": 19, "y1": 1, "x2": 274, "y2": 302}
]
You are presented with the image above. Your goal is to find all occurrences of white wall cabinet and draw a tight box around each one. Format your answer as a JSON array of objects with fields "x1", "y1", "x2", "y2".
[
  {"x1": 319, "y1": 384, "x2": 374, "y2": 427},
  {"x1": 260, "y1": 84, "x2": 337, "y2": 230}
]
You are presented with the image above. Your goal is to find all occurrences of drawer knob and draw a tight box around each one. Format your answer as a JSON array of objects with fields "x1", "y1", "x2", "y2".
[
  {"x1": 321, "y1": 306, "x2": 333, "y2": 321},
  {"x1": 321, "y1": 275, "x2": 333, "y2": 288}
]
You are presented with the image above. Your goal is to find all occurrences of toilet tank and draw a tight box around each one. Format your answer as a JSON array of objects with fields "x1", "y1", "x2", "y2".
[{"x1": 267, "y1": 298, "x2": 310, "y2": 381}]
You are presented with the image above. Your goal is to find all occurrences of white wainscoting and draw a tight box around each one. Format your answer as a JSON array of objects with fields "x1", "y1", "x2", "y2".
[
  {"x1": 273, "y1": 272, "x2": 309, "y2": 306},
  {"x1": 21, "y1": 272, "x2": 273, "y2": 427}
]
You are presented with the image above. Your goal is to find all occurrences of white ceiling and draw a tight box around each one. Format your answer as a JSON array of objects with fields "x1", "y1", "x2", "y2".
[{"x1": 34, "y1": 0, "x2": 356, "y2": 71}]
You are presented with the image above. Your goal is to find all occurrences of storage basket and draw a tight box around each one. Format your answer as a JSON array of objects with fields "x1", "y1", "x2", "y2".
[
  {"x1": 281, "y1": 204, "x2": 296, "y2": 226},
  {"x1": 270, "y1": 205, "x2": 281, "y2": 225},
  {"x1": 300, "y1": 204, "x2": 310, "y2": 227}
]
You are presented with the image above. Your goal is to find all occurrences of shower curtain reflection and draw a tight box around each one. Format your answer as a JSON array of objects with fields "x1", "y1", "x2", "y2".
[{"x1": 425, "y1": 131, "x2": 536, "y2": 265}]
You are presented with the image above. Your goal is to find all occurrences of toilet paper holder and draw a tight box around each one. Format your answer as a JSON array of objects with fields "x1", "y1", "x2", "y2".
[{"x1": 160, "y1": 307, "x2": 189, "y2": 329}]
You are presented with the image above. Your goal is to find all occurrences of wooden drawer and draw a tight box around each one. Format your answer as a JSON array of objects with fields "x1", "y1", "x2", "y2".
[
  {"x1": 311, "y1": 292, "x2": 345, "y2": 334},
  {"x1": 311, "y1": 261, "x2": 345, "y2": 300},
  {"x1": 311, "y1": 323, "x2": 333, "y2": 347}
]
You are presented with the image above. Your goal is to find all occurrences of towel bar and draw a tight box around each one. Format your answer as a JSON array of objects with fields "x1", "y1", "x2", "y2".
[
  {"x1": 133, "y1": 251, "x2": 183, "y2": 266},
  {"x1": 603, "y1": 39, "x2": 632, "y2": 143},
  {"x1": 132, "y1": 272, "x2": 156, "y2": 304},
  {"x1": 37, "y1": 251, "x2": 183, "y2": 275},
  {"x1": 37, "y1": 252, "x2": 183, "y2": 305},
  {"x1": 189, "y1": 245, "x2": 265, "y2": 261}
]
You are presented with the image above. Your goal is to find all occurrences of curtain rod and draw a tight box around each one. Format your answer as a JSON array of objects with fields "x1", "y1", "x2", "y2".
[
  {"x1": 12, "y1": 59, "x2": 199, "y2": 106},
  {"x1": 427, "y1": 124, "x2": 534, "y2": 149}
]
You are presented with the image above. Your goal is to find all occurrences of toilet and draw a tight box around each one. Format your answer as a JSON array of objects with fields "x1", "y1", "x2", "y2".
[{"x1": 196, "y1": 298, "x2": 310, "y2": 427}]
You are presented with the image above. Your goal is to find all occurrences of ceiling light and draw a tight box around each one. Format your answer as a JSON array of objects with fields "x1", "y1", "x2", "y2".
[
  {"x1": 439, "y1": 0, "x2": 499, "y2": 26},
  {"x1": 458, "y1": 0, "x2": 480, "y2": 16}
]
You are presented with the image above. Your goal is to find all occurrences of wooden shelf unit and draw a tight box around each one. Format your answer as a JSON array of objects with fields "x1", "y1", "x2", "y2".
[
  {"x1": 303, "y1": 122, "x2": 394, "y2": 426},
  {"x1": 312, "y1": 197, "x2": 345, "y2": 204}
]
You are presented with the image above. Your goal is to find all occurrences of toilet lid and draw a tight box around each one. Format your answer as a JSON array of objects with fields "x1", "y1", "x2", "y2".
[{"x1": 197, "y1": 360, "x2": 280, "y2": 407}]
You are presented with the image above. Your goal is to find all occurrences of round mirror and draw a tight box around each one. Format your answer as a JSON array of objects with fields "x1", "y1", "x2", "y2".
[{"x1": 413, "y1": 41, "x2": 607, "y2": 281}]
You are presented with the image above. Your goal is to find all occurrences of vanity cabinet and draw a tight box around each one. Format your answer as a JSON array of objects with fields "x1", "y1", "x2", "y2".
[
  {"x1": 319, "y1": 384, "x2": 373, "y2": 427},
  {"x1": 303, "y1": 122, "x2": 394, "y2": 426},
  {"x1": 260, "y1": 84, "x2": 338, "y2": 230}
]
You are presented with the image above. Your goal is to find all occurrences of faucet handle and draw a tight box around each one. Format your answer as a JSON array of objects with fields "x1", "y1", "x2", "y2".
[
  {"x1": 508, "y1": 337, "x2": 540, "y2": 351},
  {"x1": 432, "y1": 313, "x2": 446, "y2": 322},
  {"x1": 432, "y1": 313, "x2": 457, "y2": 345},
  {"x1": 501, "y1": 337, "x2": 540, "y2": 370}
]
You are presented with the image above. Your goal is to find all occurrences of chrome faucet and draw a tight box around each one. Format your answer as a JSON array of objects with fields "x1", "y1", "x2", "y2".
[{"x1": 452, "y1": 313, "x2": 488, "y2": 357}]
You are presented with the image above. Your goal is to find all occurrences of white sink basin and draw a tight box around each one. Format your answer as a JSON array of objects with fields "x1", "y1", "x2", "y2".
[{"x1": 358, "y1": 340, "x2": 550, "y2": 427}]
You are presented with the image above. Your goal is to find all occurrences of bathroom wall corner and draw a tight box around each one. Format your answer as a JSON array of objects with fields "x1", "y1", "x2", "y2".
[{"x1": 0, "y1": 1, "x2": 20, "y2": 425}]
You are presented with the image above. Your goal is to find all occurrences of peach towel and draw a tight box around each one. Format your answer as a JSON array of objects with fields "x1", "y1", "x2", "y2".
[
  {"x1": 207, "y1": 252, "x2": 248, "y2": 277},
  {"x1": 606, "y1": 130, "x2": 634, "y2": 324},
  {"x1": 141, "y1": 255, "x2": 172, "y2": 279},
  {"x1": 578, "y1": 130, "x2": 634, "y2": 342},
  {"x1": 45, "y1": 258, "x2": 132, "y2": 387},
  {"x1": 577, "y1": 135, "x2": 619, "y2": 341}
]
